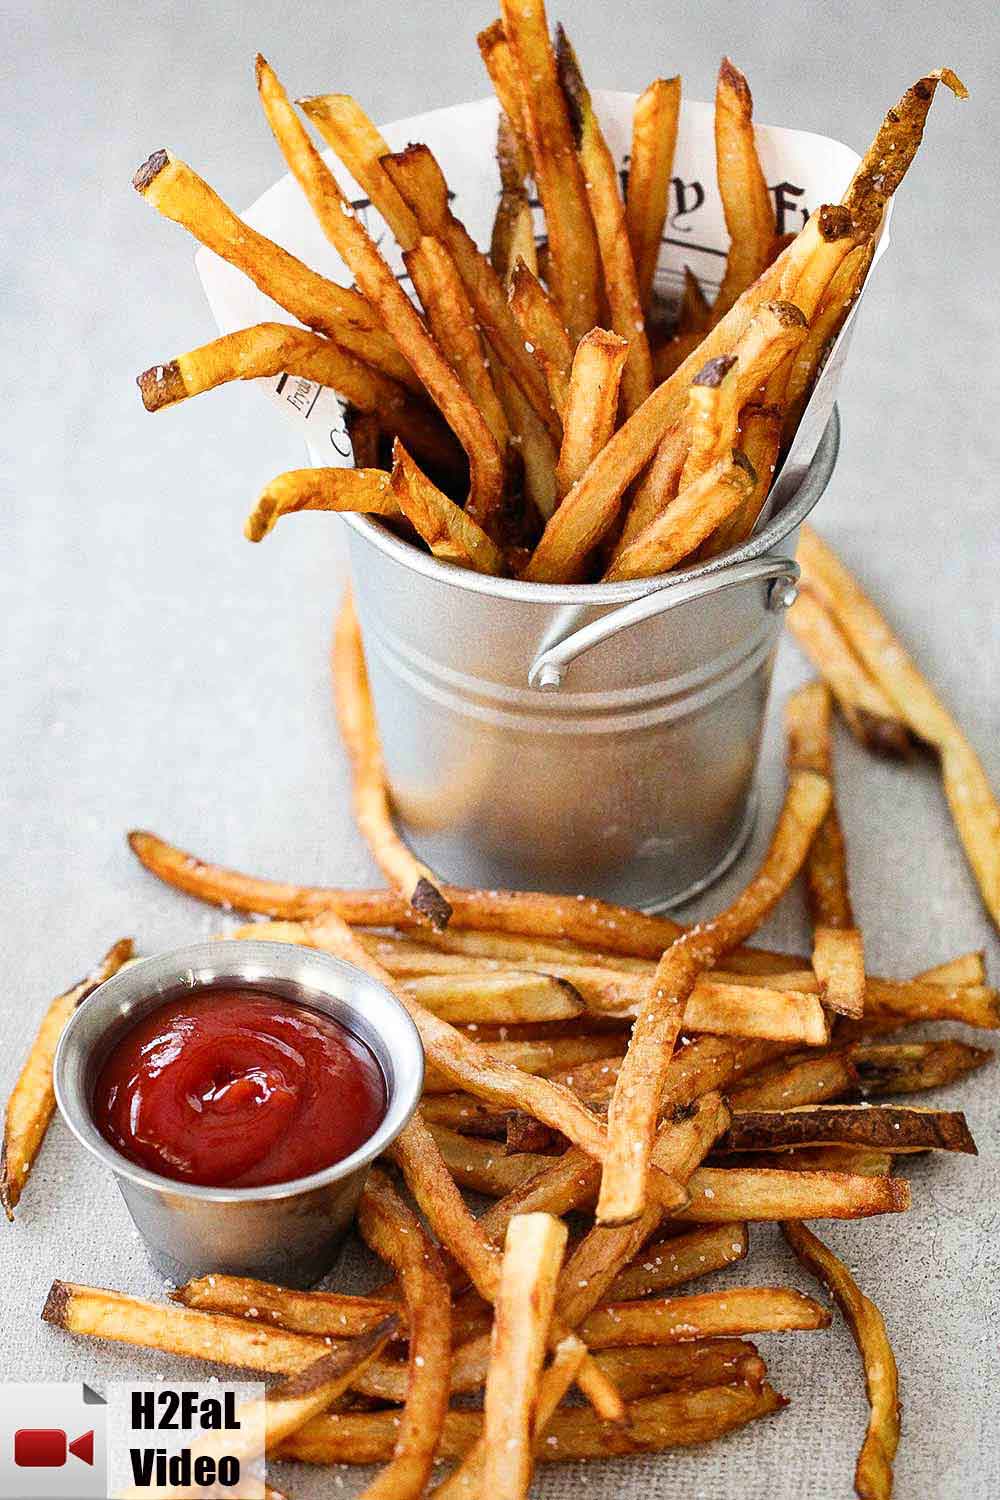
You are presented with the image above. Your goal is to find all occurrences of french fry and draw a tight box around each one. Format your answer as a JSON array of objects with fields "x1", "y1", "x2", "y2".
[
  {"x1": 429, "y1": 1124, "x2": 553, "y2": 1196},
  {"x1": 729, "y1": 1049, "x2": 859, "y2": 1111},
  {"x1": 428, "y1": 1034, "x2": 626, "y2": 1089},
  {"x1": 490, "y1": 354, "x2": 559, "y2": 520},
  {"x1": 380, "y1": 144, "x2": 560, "y2": 438},
  {"x1": 721, "y1": 1104, "x2": 976, "y2": 1156},
  {"x1": 786, "y1": 681, "x2": 866, "y2": 1017},
  {"x1": 677, "y1": 1165, "x2": 909, "y2": 1222},
  {"x1": 783, "y1": 242, "x2": 872, "y2": 439},
  {"x1": 333, "y1": 593, "x2": 453, "y2": 927},
  {"x1": 404, "y1": 970, "x2": 584, "y2": 1024},
  {"x1": 852, "y1": 1039, "x2": 992, "y2": 1097},
  {"x1": 499, "y1": 0, "x2": 602, "y2": 341},
  {"x1": 626, "y1": 77, "x2": 681, "y2": 315},
  {"x1": 481, "y1": 1213, "x2": 568, "y2": 1499},
  {"x1": 390, "y1": 442, "x2": 507, "y2": 576},
  {"x1": 607, "y1": 1223, "x2": 749, "y2": 1301},
  {"x1": 604, "y1": 450, "x2": 757, "y2": 581},
  {"x1": 863, "y1": 976, "x2": 999, "y2": 1029},
  {"x1": 255, "y1": 57, "x2": 505, "y2": 528},
  {"x1": 297, "y1": 92, "x2": 420, "y2": 248},
  {"x1": 579, "y1": 1285, "x2": 829, "y2": 1348},
  {"x1": 136, "y1": 322, "x2": 462, "y2": 478},
  {"x1": 508, "y1": 259, "x2": 574, "y2": 419},
  {"x1": 245, "y1": 467, "x2": 398, "y2": 542},
  {"x1": 712, "y1": 58, "x2": 777, "y2": 318},
  {"x1": 356, "y1": 1169, "x2": 451, "y2": 1499},
  {"x1": 477, "y1": 21, "x2": 530, "y2": 151},
  {"x1": 594, "y1": 1338, "x2": 765, "y2": 1400},
  {"x1": 599, "y1": 768, "x2": 831, "y2": 1223},
  {"x1": 2, "y1": 938, "x2": 133, "y2": 1219},
  {"x1": 747, "y1": 1145, "x2": 894, "y2": 1177},
  {"x1": 798, "y1": 525, "x2": 1000, "y2": 930},
  {"x1": 554, "y1": 28, "x2": 654, "y2": 413},
  {"x1": 784, "y1": 1220, "x2": 900, "y2": 1500},
  {"x1": 706, "y1": 400, "x2": 783, "y2": 553},
  {"x1": 173, "y1": 1275, "x2": 402, "y2": 1340},
  {"x1": 131, "y1": 151, "x2": 415, "y2": 389},
  {"x1": 279, "y1": 1381, "x2": 785, "y2": 1465},
  {"x1": 787, "y1": 587, "x2": 913, "y2": 758},
  {"x1": 555, "y1": 329, "x2": 629, "y2": 500},
  {"x1": 610, "y1": 419, "x2": 688, "y2": 559},
  {"x1": 345, "y1": 406, "x2": 383, "y2": 469},
  {"x1": 116, "y1": 1318, "x2": 399, "y2": 1500}
]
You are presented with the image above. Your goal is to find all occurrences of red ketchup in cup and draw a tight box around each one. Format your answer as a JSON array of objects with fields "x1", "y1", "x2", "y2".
[{"x1": 92, "y1": 988, "x2": 387, "y2": 1188}]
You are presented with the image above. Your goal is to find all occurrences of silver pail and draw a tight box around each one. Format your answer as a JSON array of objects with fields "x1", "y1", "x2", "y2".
[{"x1": 343, "y1": 410, "x2": 839, "y2": 912}]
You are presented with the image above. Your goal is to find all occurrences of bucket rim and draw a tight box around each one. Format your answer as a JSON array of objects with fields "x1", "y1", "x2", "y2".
[{"x1": 341, "y1": 407, "x2": 839, "y2": 603}]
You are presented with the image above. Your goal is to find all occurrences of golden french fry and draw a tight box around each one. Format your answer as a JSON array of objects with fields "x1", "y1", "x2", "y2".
[
  {"x1": 852, "y1": 1039, "x2": 992, "y2": 1097},
  {"x1": 404, "y1": 970, "x2": 583, "y2": 1024},
  {"x1": 712, "y1": 58, "x2": 777, "y2": 318},
  {"x1": 2, "y1": 939, "x2": 133, "y2": 1219},
  {"x1": 131, "y1": 150, "x2": 415, "y2": 389},
  {"x1": 729, "y1": 1049, "x2": 859, "y2": 1111},
  {"x1": 555, "y1": 330, "x2": 629, "y2": 501},
  {"x1": 677, "y1": 1165, "x2": 909, "y2": 1222},
  {"x1": 593, "y1": 1339, "x2": 765, "y2": 1401},
  {"x1": 798, "y1": 525, "x2": 1000, "y2": 931},
  {"x1": 245, "y1": 467, "x2": 397, "y2": 542},
  {"x1": 783, "y1": 242, "x2": 873, "y2": 439},
  {"x1": 297, "y1": 92, "x2": 420, "y2": 248},
  {"x1": 784, "y1": 1220, "x2": 900, "y2": 1500},
  {"x1": 499, "y1": 0, "x2": 602, "y2": 341},
  {"x1": 255, "y1": 57, "x2": 505, "y2": 527},
  {"x1": 722, "y1": 1103, "x2": 976, "y2": 1156},
  {"x1": 607, "y1": 1224, "x2": 749, "y2": 1301},
  {"x1": 490, "y1": 354, "x2": 559, "y2": 520},
  {"x1": 477, "y1": 21, "x2": 530, "y2": 151},
  {"x1": 390, "y1": 442, "x2": 507, "y2": 576},
  {"x1": 610, "y1": 419, "x2": 688, "y2": 559},
  {"x1": 173, "y1": 1275, "x2": 402, "y2": 1340},
  {"x1": 604, "y1": 450, "x2": 757, "y2": 581},
  {"x1": 554, "y1": 29, "x2": 654, "y2": 414},
  {"x1": 787, "y1": 587, "x2": 913, "y2": 757},
  {"x1": 706, "y1": 400, "x2": 783, "y2": 553},
  {"x1": 508, "y1": 258, "x2": 574, "y2": 419},
  {"x1": 333, "y1": 593, "x2": 452, "y2": 926},
  {"x1": 626, "y1": 77, "x2": 681, "y2": 315},
  {"x1": 579, "y1": 1285, "x2": 829, "y2": 1348}
]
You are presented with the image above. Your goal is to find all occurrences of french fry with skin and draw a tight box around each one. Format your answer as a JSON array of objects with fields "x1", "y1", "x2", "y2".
[
  {"x1": 852, "y1": 1039, "x2": 992, "y2": 1097},
  {"x1": 797, "y1": 525, "x2": 1000, "y2": 930},
  {"x1": 499, "y1": 0, "x2": 602, "y2": 341},
  {"x1": 245, "y1": 467, "x2": 398, "y2": 543},
  {"x1": 297, "y1": 92, "x2": 420, "y2": 248},
  {"x1": 333, "y1": 594, "x2": 453, "y2": 927},
  {"x1": 477, "y1": 21, "x2": 530, "y2": 151},
  {"x1": 2, "y1": 938, "x2": 133, "y2": 1219},
  {"x1": 554, "y1": 28, "x2": 654, "y2": 414},
  {"x1": 594, "y1": 1339, "x2": 765, "y2": 1400},
  {"x1": 481, "y1": 1214, "x2": 567, "y2": 1500},
  {"x1": 712, "y1": 58, "x2": 777, "y2": 319},
  {"x1": 721, "y1": 1104, "x2": 976, "y2": 1156},
  {"x1": 783, "y1": 242, "x2": 872, "y2": 441},
  {"x1": 131, "y1": 151, "x2": 416, "y2": 390},
  {"x1": 578, "y1": 1285, "x2": 829, "y2": 1348},
  {"x1": 607, "y1": 1223, "x2": 749, "y2": 1301},
  {"x1": 604, "y1": 450, "x2": 757, "y2": 581},
  {"x1": 389, "y1": 442, "x2": 507, "y2": 576},
  {"x1": 380, "y1": 144, "x2": 559, "y2": 439},
  {"x1": 136, "y1": 323, "x2": 463, "y2": 480},
  {"x1": 555, "y1": 330, "x2": 629, "y2": 501},
  {"x1": 706, "y1": 401, "x2": 783, "y2": 553},
  {"x1": 490, "y1": 112, "x2": 538, "y2": 284},
  {"x1": 786, "y1": 681, "x2": 866, "y2": 1017},
  {"x1": 787, "y1": 586, "x2": 913, "y2": 758},
  {"x1": 173, "y1": 1276, "x2": 403, "y2": 1341},
  {"x1": 626, "y1": 77, "x2": 681, "y2": 316},
  {"x1": 254, "y1": 57, "x2": 505, "y2": 529},
  {"x1": 355, "y1": 1170, "x2": 451, "y2": 1500},
  {"x1": 784, "y1": 1220, "x2": 900, "y2": 1500},
  {"x1": 508, "y1": 259, "x2": 574, "y2": 420},
  {"x1": 598, "y1": 769, "x2": 831, "y2": 1223}
]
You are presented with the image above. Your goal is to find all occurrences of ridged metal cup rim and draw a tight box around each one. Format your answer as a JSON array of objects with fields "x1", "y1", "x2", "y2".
[{"x1": 54, "y1": 940, "x2": 425, "y2": 1205}]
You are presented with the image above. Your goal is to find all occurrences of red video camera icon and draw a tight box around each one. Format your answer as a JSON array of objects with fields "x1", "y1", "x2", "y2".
[{"x1": 13, "y1": 1429, "x2": 95, "y2": 1468}]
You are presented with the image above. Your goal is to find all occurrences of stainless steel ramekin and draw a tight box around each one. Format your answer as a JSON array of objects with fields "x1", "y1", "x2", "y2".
[{"x1": 54, "y1": 940, "x2": 424, "y2": 1288}]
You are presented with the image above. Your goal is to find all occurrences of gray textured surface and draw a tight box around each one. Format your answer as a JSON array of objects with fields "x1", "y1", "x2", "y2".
[{"x1": 3, "y1": 1, "x2": 998, "y2": 1495}]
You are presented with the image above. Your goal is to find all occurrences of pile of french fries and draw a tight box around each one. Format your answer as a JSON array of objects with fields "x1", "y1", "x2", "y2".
[
  {"x1": 134, "y1": 6, "x2": 963, "y2": 585},
  {"x1": 7, "y1": 523, "x2": 997, "y2": 1499}
]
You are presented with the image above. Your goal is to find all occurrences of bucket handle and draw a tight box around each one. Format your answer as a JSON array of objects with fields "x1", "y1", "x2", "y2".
[{"x1": 527, "y1": 555, "x2": 800, "y2": 690}]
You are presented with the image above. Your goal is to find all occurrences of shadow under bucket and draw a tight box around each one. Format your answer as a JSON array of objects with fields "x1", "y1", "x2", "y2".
[{"x1": 343, "y1": 409, "x2": 839, "y2": 912}]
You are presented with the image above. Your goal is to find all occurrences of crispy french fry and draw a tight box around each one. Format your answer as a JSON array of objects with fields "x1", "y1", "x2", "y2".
[
  {"x1": 173, "y1": 1275, "x2": 402, "y2": 1340},
  {"x1": 783, "y1": 242, "x2": 872, "y2": 439},
  {"x1": 477, "y1": 21, "x2": 530, "y2": 151},
  {"x1": 594, "y1": 1338, "x2": 765, "y2": 1401},
  {"x1": 749, "y1": 1145, "x2": 894, "y2": 1177},
  {"x1": 798, "y1": 525, "x2": 1000, "y2": 930},
  {"x1": 491, "y1": 114, "x2": 539, "y2": 284},
  {"x1": 430, "y1": 1124, "x2": 553, "y2": 1196},
  {"x1": 245, "y1": 467, "x2": 398, "y2": 543},
  {"x1": 2, "y1": 939, "x2": 133, "y2": 1219},
  {"x1": 604, "y1": 450, "x2": 757, "y2": 581},
  {"x1": 722, "y1": 1104, "x2": 976, "y2": 1155},
  {"x1": 579, "y1": 1285, "x2": 829, "y2": 1348},
  {"x1": 787, "y1": 587, "x2": 913, "y2": 758},
  {"x1": 610, "y1": 419, "x2": 688, "y2": 559},
  {"x1": 508, "y1": 259, "x2": 574, "y2": 419},
  {"x1": 678, "y1": 1166, "x2": 909, "y2": 1221},
  {"x1": 598, "y1": 769, "x2": 831, "y2": 1223},
  {"x1": 279, "y1": 1381, "x2": 785, "y2": 1465},
  {"x1": 852, "y1": 1039, "x2": 992, "y2": 1097},
  {"x1": 356, "y1": 1169, "x2": 451, "y2": 1500},
  {"x1": 555, "y1": 330, "x2": 629, "y2": 500},
  {"x1": 499, "y1": 0, "x2": 601, "y2": 341},
  {"x1": 729, "y1": 1048, "x2": 860, "y2": 1111},
  {"x1": 784, "y1": 1220, "x2": 900, "y2": 1500},
  {"x1": 297, "y1": 92, "x2": 420, "y2": 248},
  {"x1": 712, "y1": 58, "x2": 776, "y2": 318},
  {"x1": 380, "y1": 144, "x2": 560, "y2": 439},
  {"x1": 390, "y1": 442, "x2": 507, "y2": 576},
  {"x1": 333, "y1": 594, "x2": 452, "y2": 927},
  {"x1": 481, "y1": 1213, "x2": 568, "y2": 1499},
  {"x1": 626, "y1": 77, "x2": 681, "y2": 315},
  {"x1": 706, "y1": 400, "x2": 783, "y2": 553},
  {"x1": 608, "y1": 1223, "x2": 749, "y2": 1300},
  {"x1": 404, "y1": 970, "x2": 584, "y2": 1024},
  {"x1": 786, "y1": 681, "x2": 865, "y2": 1017},
  {"x1": 131, "y1": 150, "x2": 415, "y2": 388},
  {"x1": 490, "y1": 354, "x2": 559, "y2": 519},
  {"x1": 345, "y1": 406, "x2": 383, "y2": 469},
  {"x1": 255, "y1": 58, "x2": 505, "y2": 528},
  {"x1": 554, "y1": 29, "x2": 654, "y2": 413}
]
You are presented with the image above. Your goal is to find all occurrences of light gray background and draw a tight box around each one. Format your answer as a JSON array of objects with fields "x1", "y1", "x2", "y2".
[{"x1": 3, "y1": 1, "x2": 998, "y2": 1495}]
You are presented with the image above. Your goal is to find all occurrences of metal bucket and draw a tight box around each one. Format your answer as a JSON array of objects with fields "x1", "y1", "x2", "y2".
[{"x1": 342, "y1": 409, "x2": 839, "y2": 911}]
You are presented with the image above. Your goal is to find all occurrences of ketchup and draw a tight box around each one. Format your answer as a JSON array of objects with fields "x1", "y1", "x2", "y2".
[{"x1": 92, "y1": 989, "x2": 386, "y2": 1188}]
